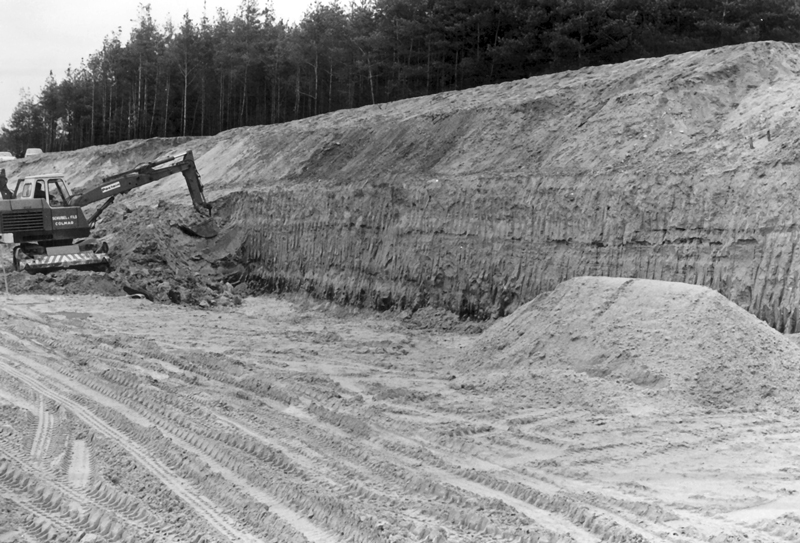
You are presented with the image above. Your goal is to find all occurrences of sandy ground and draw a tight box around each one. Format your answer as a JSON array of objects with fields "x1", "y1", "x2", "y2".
[{"x1": 1, "y1": 278, "x2": 800, "y2": 542}]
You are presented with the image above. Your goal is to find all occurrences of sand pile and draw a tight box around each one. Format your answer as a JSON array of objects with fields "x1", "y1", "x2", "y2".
[{"x1": 464, "y1": 277, "x2": 800, "y2": 410}]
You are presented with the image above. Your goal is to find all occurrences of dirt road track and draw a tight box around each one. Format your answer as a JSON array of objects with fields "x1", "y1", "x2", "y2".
[{"x1": 1, "y1": 292, "x2": 799, "y2": 542}]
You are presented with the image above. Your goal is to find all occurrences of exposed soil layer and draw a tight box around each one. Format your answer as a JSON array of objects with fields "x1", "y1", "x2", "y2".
[
  {"x1": 3, "y1": 277, "x2": 800, "y2": 542},
  {"x1": 3, "y1": 41, "x2": 800, "y2": 328}
]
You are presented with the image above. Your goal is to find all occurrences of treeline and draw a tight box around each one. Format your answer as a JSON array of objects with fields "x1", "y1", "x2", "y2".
[{"x1": 3, "y1": 0, "x2": 799, "y2": 155}]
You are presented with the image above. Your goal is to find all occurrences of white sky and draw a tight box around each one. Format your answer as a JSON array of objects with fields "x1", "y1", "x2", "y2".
[{"x1": 0, "y1": 0, "x2": 317, "y2": 127}]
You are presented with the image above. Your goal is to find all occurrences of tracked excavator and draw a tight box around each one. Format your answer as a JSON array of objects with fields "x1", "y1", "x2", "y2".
[{"x1": 0, "y1": 150, "x2": 215, "y2": 272}]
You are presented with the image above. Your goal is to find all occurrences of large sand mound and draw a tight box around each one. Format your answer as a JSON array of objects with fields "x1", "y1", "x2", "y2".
[{"x1": 464, "y1": 277, "x2": 800, "y2": 410}]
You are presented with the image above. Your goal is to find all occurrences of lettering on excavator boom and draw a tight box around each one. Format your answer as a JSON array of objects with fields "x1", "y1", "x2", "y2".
[{"x1": 101, "y1": 182, "x2": 121, "y2": 194}]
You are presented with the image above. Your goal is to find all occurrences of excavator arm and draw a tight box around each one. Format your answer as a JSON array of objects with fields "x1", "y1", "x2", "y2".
[{"x1": 69, "y1": 150, "x2": 212, "y2": 219}]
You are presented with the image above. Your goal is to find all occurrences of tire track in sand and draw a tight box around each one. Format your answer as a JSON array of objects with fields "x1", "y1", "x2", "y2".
[
  {"x1": 2, "y1": 321, "x2": 347, "y2": 542},
  {"x1": 0, "y1": 455, "x2": 144, "y2": 543},
  {"x1": 67, "y1": 439, "x2": 91, "y2": 490},
  {"x1": 163, "y1": 419, "x2": 341, "y2": 543},
  {"x1": 0, "y1": 435, "x2": 162, "y2": 538},
  {"x1": 0, "y1": 351, "x2": 258, "y2": 543},
  {"x1": 29, "y1": 396, "x2": 52, "y2": 462}
]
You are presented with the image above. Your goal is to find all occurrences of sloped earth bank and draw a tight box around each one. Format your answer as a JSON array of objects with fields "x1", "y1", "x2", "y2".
[
  {"x1": 7, "y1": 41, "x2": 800, "y2": 328},
  {"x1": 3, "y1": 278, "x2": 800, "y2": 542}
]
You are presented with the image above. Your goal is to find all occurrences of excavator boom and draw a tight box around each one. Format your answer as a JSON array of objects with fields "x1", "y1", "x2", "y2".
[{"x1": 70, "y1": 150, "x2": 212, "y2": 217}]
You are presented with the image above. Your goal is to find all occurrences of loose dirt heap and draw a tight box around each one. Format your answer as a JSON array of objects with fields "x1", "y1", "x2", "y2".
[
  {"x1": 460, "y1": 276, "x2": 800, "y2": 411},
  {"x1": 4, "y1": 41, "x2": 800, "y2": 329}
]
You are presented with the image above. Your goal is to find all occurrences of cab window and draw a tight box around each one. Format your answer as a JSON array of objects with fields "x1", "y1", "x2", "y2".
[
  {"x1": 20, "y1": 182, "x2": 32, "y2": 198},
  {"x1": 33, "y1": 181, "x2": 46, "y2": 199},
  {"x1": 47, "y1": 179, "x2": 67, "y2": 206}
]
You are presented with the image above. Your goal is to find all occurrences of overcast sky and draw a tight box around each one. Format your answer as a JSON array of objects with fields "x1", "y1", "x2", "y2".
[{"x1": 0, "y1": 0, "x2": 316, "y2": 127}]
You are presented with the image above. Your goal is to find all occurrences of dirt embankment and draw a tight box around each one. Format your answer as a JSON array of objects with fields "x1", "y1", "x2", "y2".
[{"x1": 5, "y1": 41, "x2": 800, "y2": 327}]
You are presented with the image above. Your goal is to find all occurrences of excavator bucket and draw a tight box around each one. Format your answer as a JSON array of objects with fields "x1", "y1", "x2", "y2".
[{"x1": 178, "y1": 218, "x2": 219, "y2": 238}]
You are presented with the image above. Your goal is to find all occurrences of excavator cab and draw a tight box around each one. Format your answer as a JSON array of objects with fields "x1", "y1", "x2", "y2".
[
  {"x1": 4, "y1": 174, "x2": 101, "y2": 271},
  {"x1": 15, "y1": 176, "x2": 71, "y2": 207}
]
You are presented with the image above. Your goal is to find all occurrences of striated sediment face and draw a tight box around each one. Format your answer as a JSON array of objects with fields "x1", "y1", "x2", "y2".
[
  {"x1": 217, "y1": 40, "x2": 800, "y2": 330},
  {"x1": 7, "y1": 41, "x2": 800, "y2": 329}
]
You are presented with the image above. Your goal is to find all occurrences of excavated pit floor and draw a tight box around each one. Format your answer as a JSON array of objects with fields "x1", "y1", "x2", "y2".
[{"x1": 1, "y1": 277, "x2": 800, "y2": 542}]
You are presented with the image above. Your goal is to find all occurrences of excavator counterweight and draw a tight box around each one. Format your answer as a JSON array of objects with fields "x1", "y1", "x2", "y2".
[{"x1": 0, "y1": 150, "x2": 215, "y2": 272}]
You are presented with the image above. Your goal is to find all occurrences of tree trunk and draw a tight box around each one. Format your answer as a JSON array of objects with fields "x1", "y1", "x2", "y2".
[
  {"x1": 294, "y1": 67, "x2": 301, "y2": 119},
  {"x1": 328, "y1": 57, "x2": 333, "y2": 113},
  {"x1": 101, "y1": 80, "x2": 106, "y2": 145},
  {"x1": 201, "y1": 72, "x2": 206, "y2": 136},
  {"x1": 164, "y1": 73, "x2": 170, "y2": 137},
  {"x1": 454, "y1": 48, "x2": 458, "y2": 90},
  {"x1": 427, "y1": 41, "x2": 431, "y2": 93},
  {"x1": 182, "y1": 56, "x2": 189, "y2": 136},
  {"x1": 366, "y1": 53, "x2": 375, "y2": 105},
  {"x1": 314, "y1": 50, "x2": 319, "y2": 116},
  {"x1": 219, "y1": 74, "x2": 225, "y2": 133},
  {"x1": 90, "y1": 76, "x2": 95, "y2": 146},
  {"x1": 142, "y1": 77, "x2": 148, "y2": 138},
  {"x1": 191, "y1": 97, "x2": 200, "y2": 134},
  {"x1": 138, "y1": 56, "x2": 144, "y2": 137},
  {"x1": 150, "y1": 67, "x2": 159, "y2": 137},
  {"x1": 490, "y1": 23, "x2": 499, "y2": 79},
  {"x1": 128, "y1": 89, "x2": 134, "y2": 139},
  {"x1": 349, "y1": 66, "x2": 354, "y2": 108},
  {"x1": 271, "y1": 61, "x2": 279, "y2": 124},
  {"x1": 108, "y1": 83, "x2": 113, "y2": 143},
  {"x1": 240, "y1": 64, "x2": 248, "y2": 125}
]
